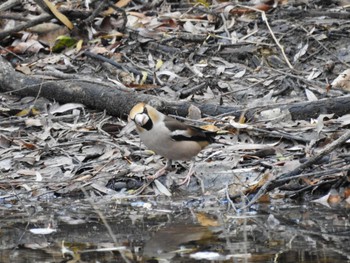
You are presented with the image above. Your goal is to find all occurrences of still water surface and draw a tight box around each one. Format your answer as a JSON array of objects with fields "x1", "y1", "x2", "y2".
[{"x1": 0, "y1": 197, "x2": 349, "y2": 263}]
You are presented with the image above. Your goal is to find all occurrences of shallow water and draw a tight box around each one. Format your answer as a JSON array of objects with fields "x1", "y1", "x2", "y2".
[{"x1": 1, "y1": 197, "x2": 349, "y2": 263}]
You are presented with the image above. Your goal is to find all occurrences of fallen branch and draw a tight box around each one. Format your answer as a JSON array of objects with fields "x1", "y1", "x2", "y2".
[
  {"x1": 1, "y1": 56, "x2": 350, "y2": 122},
  {"x1": 245, "y1": 129, "x2": 350, "y2": 207}
]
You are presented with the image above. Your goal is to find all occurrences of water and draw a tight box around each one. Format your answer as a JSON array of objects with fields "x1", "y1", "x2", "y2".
[{"x1": 0, "y1": 197, "x2": 349, "y2": 263}]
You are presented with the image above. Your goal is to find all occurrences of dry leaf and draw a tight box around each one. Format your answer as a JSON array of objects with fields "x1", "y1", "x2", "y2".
[
  {"x1": 311, "y1": 192, "x2": 331, "y2": 208},
  {"x1": 316, "y1": 114, "x2": 334, "y2": 134},
  {"x1": 103, "y1": 0, "x2": 132, "y2": 15},
  {"x1": 307, "y1": 68, "x2": 322, "y2": 80},
  {"x1": 331, "y1": 69, "x2": 350, "y2": 91},
  {"x1": 200, "y1": 124, "x2": 220, "y2": 132},
  {"x1": 196, "y1": 212, "x2": 219, "y2": 227},
  {"x1": 25, "y1": 118, "x2": 42, "y2": 127},
  {"x1": 336, "y1": 114, "x2": 350, "y2": 126},
  {"x1": 234, "y1": 69, "x2": 246, "y2": 78},
  {"x1": 43, "y1": 0, "x2": 73, "y2": 30},
  {"x1": 346, "y1": 196, "x2": 350, "y2": 205},
  {"x1": 187, "y1": 104, "x2": 201, "y2": 120},
  {"x1": 16, "y1": 108, "x2": 40, "y2": 117},
  {"x1": 305, "y1": 89, "x2": 318, "y2": 101},
  {"x1": 293, "y1": 43, "x2": 308, "y2": 62},
  {"x1": 29, "y1": 228, "x2": 57, "y2": 235},
  {"x1": 50, "y1": 103, "x2": 84, "y2": 114},
  {"x1": 153, "y1": 179, "x2": 172, "y2": 196},
  {"x1": 0, "y1": 158, "x2": 12, "y2": 171},
  {"x1": 0, "y1": 135, "x2": 12, "y2": 148},
  {"x1": 17, "y1": 169, "x2": 37, "y2": 176},
  {"x1": 328, "y1": 189, "x2": 341, "y2": 205},
  {"x1": 13, "y1": 39, "x2": 44, "y2": 54},
  {"x1": 15, "y1": 65, "x2": 31, "y2": 74},
  {"x1": 343, "y1": 187, "x2": 350, "y2": 199},
  {"x1": 155, "y1": 59, "x2": 163, "y2": 70}
]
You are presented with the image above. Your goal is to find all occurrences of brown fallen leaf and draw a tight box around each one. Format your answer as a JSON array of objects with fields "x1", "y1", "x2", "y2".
[
  {"x1": 196, "y1": 212, "x2": 219, "y2": 227},
  {"x1": 103, "y1": 0, "x2": 132, "y2": 16},
  {"x1": 331, "y1": 68, "x2": 350, "y2": 91},
  {"x1": 42, "y1": 0, "x2": 73, "y2": 30},
  {"x1": 328, "y1": 189, "x2": 342, "y2": 205}
]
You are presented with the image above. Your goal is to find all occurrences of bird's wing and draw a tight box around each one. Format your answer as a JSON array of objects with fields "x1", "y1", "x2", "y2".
[{"x1": 164, "y1": 117, "x2": 215, "y2": 143}]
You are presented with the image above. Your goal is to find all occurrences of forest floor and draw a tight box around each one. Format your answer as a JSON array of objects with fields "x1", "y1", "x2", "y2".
[{"x1": 0, "y1": 0, "x2": 350, "y2": 262}]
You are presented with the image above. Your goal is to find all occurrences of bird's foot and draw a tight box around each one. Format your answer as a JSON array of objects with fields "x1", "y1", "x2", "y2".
[
  {"x1": 178, "y1": 170, "x2": 195, "y2": 186},
  {"x1": 146, "y1": 160, "x2": 173, "y2": 181},
  {"x1": 178, "y1": 161, "x2": 196, "y2": 186},
  {"x1": 146, "y1": 167, "x2": 167, "y2": 181}
]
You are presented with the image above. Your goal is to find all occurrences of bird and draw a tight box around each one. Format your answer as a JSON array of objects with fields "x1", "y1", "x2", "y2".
[{"x1": 128, "y1": 102, "x2": 215, "y2": 185}]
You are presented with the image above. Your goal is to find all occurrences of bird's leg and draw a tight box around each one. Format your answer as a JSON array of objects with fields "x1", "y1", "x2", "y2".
[
  {"x1": 147, "y1": 159, "x2": 172, "y2": 181},
  {"x1": 178, "y1": 161, "x2": 195, "y2": 186}
]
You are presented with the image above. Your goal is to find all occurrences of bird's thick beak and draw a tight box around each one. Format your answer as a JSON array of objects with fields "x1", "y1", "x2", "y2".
[{"x1": 134, "y1": 114, "x2": 148, "y2": 126}]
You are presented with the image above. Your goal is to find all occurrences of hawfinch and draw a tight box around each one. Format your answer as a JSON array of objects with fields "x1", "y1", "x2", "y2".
[{"x1": 129, "y1": 102, "x2": 215, "y2": 184}]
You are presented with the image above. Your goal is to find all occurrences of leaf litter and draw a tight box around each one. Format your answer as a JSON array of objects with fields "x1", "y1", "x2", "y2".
[{"x1": 1, "y1": 0, "x2": 350, "y2": 261}]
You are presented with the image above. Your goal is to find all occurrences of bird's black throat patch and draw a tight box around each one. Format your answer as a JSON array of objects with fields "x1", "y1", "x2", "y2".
[{"x1": 141, "y1": 117, "x2": 153, "y2": 131}]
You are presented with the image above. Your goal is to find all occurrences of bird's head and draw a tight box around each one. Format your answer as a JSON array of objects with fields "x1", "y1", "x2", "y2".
[{"x1": 129, "y1": 103, "x2": 160, "y2": 131}]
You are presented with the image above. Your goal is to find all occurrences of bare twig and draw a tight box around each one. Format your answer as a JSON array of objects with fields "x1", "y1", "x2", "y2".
[
  {"x1": 237, "y1": 4, "x2": 294, "y2": 69},
  {"x1": 81, "y1": 187, "x2": 118, "y2": 244},
  {"x1": 0, "y1": 0, "x2": 21, "y2": 12},
  {"x1": 0, "y1": 13, "x2": 52, "y2": 40},
  {"x1": 84, "y1": 50, "x2": 154, "y2": 82},
  {"x1": 244, "y1": 129, "x2": 350, "y2": 207}
]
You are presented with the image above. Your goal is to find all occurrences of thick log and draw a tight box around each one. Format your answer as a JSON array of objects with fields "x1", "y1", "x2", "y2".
[
  {"x1": 0, "y1": 56, "x2": 241, "y2": 119},
  {"x1": 0, "y1": 57, "x2": 349, "y2": 121}
]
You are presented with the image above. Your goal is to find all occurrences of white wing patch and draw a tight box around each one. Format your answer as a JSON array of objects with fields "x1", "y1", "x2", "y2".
[{"x1": 171, "y1": 129, "x2": 191, "y2": 138}]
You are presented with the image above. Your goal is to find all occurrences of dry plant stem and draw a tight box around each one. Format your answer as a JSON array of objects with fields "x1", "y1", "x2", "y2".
[
  {"x1": 236, "y1": 5, "x2": 293, "y2": 69},
  {"x1": 122, "y1": 53, "x2": 152, "y2": 75},
  {"x1": 276, "y1": 166, "x2": 350, "y2": 183},
  {"x1": 0, "y1": 13, "x2": 52, "y2": 40},
  {"x1": 179, "y1": 82, "x2": 207, "y2": 97},
  {"x1": 0, "y1": 45, "x2": 24, "y2": 61},
  {"x1": 270, "y1": 67, "x2": 327, "y2": 93},
  {"x1": 299, "y1": 25, "x2": 350, "y2": 68},
  {"x1": 81, "y1": 187, "x2": 118, "y2": 245},
  {"x1": 244, "y1": 126, "x2": 309, "y2": 143},
  {"x1": 107, "y1": 2, "x2": 127, "y2": 32},
  {"x1": 220, "y1": 13, "x2": 231, "y2": 39},
  {"x1": 285, "y1": 178, "x2": 339, "y2": 197},
  {"x1": 0, "y1": 113, "x2": 80, "y2": 126},
  {"x1": 82, "y1": 0, "x2": 109, "y2": 24},
  {"x1": 146, "y1": 42, "x2": 181, "y2": 56},
  {"x1": 0, "y1": 13, "x2": 30, "y2": 21},
  {"x1": 35, "y1": 69, "x2": 130, "y2": 91},
  {"x1": 245, "y1": 129, "x2": 350, "y2": 207},
  {"x1": 226, "y1": 185, "x2": 237, "y2": 212},
  {"x1": 279, "y1": 130, "x2": 350, "y2": 180},
  {"x1": 84, "y1": 50, "x2": 154, "y2": 82},
  {"x1": 176, "y1": 32, "x2": 208, "y2": 42},
  {"x1": 133, "y1": 181, "x2": 153, "y2": 195},
  {"x1": 0, "y1": 0, "x2": 21, "y2": 12}
]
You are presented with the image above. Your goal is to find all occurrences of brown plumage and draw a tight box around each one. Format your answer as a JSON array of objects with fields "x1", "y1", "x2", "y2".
[{"x1": 129, "y1": 102, "x2": 215, "y2": 184}]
